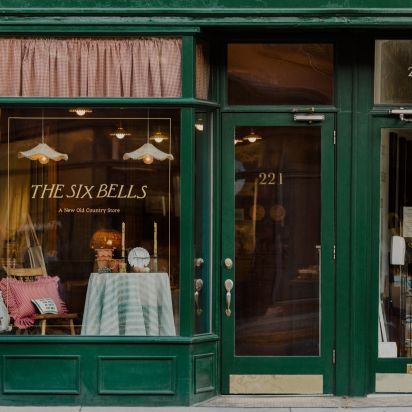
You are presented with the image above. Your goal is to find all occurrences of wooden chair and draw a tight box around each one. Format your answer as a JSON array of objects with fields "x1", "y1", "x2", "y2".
[{"x1": 5, "y1": 267, "x2": 77, "y2": 336}]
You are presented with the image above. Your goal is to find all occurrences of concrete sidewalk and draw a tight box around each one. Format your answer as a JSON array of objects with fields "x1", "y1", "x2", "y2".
[{"x1": 1, "y1": 396, "x2": 412, "y2": 411}]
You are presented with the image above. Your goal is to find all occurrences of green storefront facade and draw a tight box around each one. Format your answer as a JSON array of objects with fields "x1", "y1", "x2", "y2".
[{"x1": 1, "y1": 0, "x2": 412, "y2": 406}]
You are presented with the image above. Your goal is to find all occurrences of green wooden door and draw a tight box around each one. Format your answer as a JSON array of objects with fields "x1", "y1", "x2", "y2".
[{"x1": 221, "y1": 112, "x2": 335, "y2": 394}]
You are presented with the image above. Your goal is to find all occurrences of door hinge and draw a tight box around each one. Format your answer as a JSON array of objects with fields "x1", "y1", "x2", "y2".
[
  {"x1": 333, "y1": 130, "x2": 336, "y2": 145},
  {"x1": 332, "y1": 349, "x2": 336, "y2": 364},
  {"x1": 333, "y1": 245, "x2": 336, "y2": 260}
]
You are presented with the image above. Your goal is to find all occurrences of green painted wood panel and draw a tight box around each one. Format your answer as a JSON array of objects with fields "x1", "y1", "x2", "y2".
[
  {"x1": 194, "y1": 353, "x2": 216, "y2": 394},
  {"x1": 349, "y1": 36, "x2": 375, "y2": 396},
  {"x1": 0, "y1": 339, "x2": 218, "y2": 405},
  {"x1": 190, "y1": 341, "x2": 218, "y2": 404},
  {"x1": 4, "y1": 0, "x2": 412, "y2": 11},
  {"x1": 334, "y1": 38, "x2": 353, "y2": 397},
  {"x1": 3, "y1": 2, "x2": 412, "y2": 30},
  {"x1": 98, "y1": 356, "x2": 176, "y2": 394},
  {"x1": 3, "y1": 355, "x2": 80, "y2": 394}
]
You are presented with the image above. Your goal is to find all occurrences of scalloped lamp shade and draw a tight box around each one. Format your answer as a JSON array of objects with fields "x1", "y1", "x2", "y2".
[
  {"x1": 18, "y1": 143, "x2": 69, "y2": 163},
  {"x1": 123, "y1": 142, "x2": 174, "y2": 163}
]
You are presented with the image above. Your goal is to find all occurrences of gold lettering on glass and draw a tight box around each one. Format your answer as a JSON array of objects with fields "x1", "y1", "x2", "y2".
[{"x1": 31, "y1": 184, "x2": 147, "y2": 199}]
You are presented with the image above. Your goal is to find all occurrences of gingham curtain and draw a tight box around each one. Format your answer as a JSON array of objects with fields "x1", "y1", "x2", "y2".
[
  {"x1": 0, "y1": 37, "x2": 182, "y2": 97},
  {"x1": 196, "y1": 42, "x2": 210, "y2": 100}
]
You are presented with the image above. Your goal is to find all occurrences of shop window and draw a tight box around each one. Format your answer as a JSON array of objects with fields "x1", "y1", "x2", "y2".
[
  {"x1": 227, "y1": 43, "x2": 334, "y2": 105},
  {"x1": 0, "y1": 37, "x2": 182, "y2": 97},
  {"x1": 375, "y1": 40, "x2": 412, "y2": 104},
  {"x1": 194, "y1": 112, "x2": 213, "y2": 334},
  {"x1": 0, "y1": 107, "x2": 180, "y2": 336},
  {"x1": 379, "y1": 129, "x2": 412, "y2": 357}
]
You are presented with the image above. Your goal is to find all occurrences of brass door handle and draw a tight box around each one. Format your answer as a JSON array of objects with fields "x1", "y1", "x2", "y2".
[
  {"x1": 224, "y1": 279, "x2": 234, "y2": 317},
  {"x1": 194, "y1": 278, "x2": 204, "y2": 316}
]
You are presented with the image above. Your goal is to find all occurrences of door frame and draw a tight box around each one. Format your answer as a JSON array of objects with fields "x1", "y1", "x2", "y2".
[
  {"x1": 219, "y1": 112, "x2": 336, "y2": 394},
  {"x1": 370, "y1": 114, "x2": 412, "y2": 391}
]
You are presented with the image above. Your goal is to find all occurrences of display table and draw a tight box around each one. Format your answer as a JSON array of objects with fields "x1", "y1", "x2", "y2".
[{"x1": 81, "y1": 272, "x2": 176, "y2": 336}]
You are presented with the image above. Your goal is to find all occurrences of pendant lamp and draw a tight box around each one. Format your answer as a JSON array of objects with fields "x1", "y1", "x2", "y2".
[
  {"x1": 123, "y1": 115, "x2": 173, "y2": 165},
  {"x1": 18, "y1": 113, "x2": 68, "y2": 165},
  {"x1": 242, "y1": 129, "x2": 262, "y2": 143},
  {"x1": 69, "y1": 108, "x2": 92, "y2": 117},
  {"x1": 149, "y1": 129, "x2": 169, "y2": 144},
  {"x1": 110, "y1": 121, "x2": 131, "y2": 140}
]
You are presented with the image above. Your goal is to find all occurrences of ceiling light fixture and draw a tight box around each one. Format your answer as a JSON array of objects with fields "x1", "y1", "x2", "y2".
[
  {"x1": 242, "y1": 130, "x2": 262, "y2": 143},
  {"x1": 123, "y1": 114, "x2": 173, "y2": 165},
  {"x1": 194, "y1": 118, "x2": 204, "y2": 131},
  {"x1": 18, "y1": 112, "x2": 68, "y2": 164},
  {"x1": 69, "y1": 108, "x2": 92, "y2": 117},
  {"x1": 149, "y1": 129, "x2": 169, "y2": 144},
  {"x1": 110, "y1": 122, "x2": 131, "y2": 140}
]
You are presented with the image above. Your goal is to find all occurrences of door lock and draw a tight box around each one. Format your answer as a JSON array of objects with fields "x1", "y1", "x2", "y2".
[
  {"x1": 224, "y1": 258, "x2": 233, "y2": 269},
  {"x1": 194, "y1": 257, "x2": 204, "y2": 267}
]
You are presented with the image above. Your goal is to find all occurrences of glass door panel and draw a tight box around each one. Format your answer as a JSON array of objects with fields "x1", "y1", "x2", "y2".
[
  {"x1": 235, "y1": 126, "x2": 321, "y2": 357},
  {"x1": 221, "y1": 113, "x2": 335, "y2": 394},
  {"x1": 379, "y1": 128, "x2": 412, "y2": 358}
]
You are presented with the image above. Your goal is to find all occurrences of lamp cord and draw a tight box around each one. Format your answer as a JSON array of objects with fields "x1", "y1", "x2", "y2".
[
  {"x1": 147, "y1": 109, "x2": 150, "y2": 144},
  {"x1": 41, "y1": 109, "x2": 44, "y2": 144}
]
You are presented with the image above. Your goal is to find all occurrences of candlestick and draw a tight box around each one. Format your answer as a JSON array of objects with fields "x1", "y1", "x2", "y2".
[
  {"x1": 154, "y1": 221, "x2": 157, "y2": 257},
  {"x1": 121, "y1": 221, "x2": 125, "y2": 258}
]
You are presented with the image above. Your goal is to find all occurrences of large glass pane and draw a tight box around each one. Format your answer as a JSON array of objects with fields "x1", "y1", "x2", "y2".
[
  {"x1": 235, "y1": 126, "x2": 321, "y2": 356},
  {"x1": 0, "y1": 107, "x2": 180, "y2": 336},
  {"x1": 228, "y1": 44, "x2": 334, "y2": 105},
  {"x1": 379, "y1": 128, "x2": 412, "y2": 357},
  {"x1": 375, "y1": 40, "x2": 412, "y2": 104},
  {"x1": 194, "y1": 112, "x2": 213, "y2": 334}
]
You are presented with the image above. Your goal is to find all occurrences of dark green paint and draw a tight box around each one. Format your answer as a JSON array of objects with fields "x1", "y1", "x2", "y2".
[
  {"x1": 220, "y1": 112, "x2": 335, "y2": 394},
  {"x1": 182, "y1": 36, "x2": 196, "y2": 99},
  {"x1": 349, "y1": 36, "x2": 375, "y2": 396},
  {"x1": 0, "y1": 0, "x2": 412, "y2": 404},
  {"x1": 3, "y1": 356, "x2": 80, "y2": 394},
  {"x1": 334, "y1": 38, "x2": 353, "y2": 397},
  {"x1": 179, "y1": 107, "x2": 196, "y2": 338},
  {"x1": 194, "y1": 353, "x2": 216, "y2": 394},
  {"x1": 98, "y1": 357, "x2": 176, "y2": 394},
  {"x1": 194, "y1": 111, "x2": 213, "y2": 335},
  {"x1": 0, "y1": 340, "x2": 218, "y2": 405},
  {"x1": 0, "y1": 98, "x2": 218, "y2": 108}
]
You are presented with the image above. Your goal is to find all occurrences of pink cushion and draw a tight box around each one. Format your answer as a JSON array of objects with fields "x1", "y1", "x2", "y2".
[{"x1": 0, "y1": 276, "x2": 67, "y2": 329}]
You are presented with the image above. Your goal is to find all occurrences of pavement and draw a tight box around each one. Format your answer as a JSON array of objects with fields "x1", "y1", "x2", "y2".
[{"x1": 1, "y1": 396, "x2": 412, "y2": 411}]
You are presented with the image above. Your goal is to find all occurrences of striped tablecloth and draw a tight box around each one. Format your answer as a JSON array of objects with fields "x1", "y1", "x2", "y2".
[{"x1": 81, "y1": 272, "x2": 176, "y2": 336}]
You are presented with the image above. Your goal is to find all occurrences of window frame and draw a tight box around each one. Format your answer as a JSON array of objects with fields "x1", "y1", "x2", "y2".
[{"x1": 0, "y1": 30, "x2": 219, "y2": 343}]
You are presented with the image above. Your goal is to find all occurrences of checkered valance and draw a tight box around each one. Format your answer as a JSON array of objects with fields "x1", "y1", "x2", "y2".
[{"x1": 0, "y1": 37, "x2": 182, "y2": 97}]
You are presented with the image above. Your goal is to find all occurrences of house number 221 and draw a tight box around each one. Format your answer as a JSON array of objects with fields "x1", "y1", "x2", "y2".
[{"x1": 258, "y1": 172, "x2": 283, "y2": 185}]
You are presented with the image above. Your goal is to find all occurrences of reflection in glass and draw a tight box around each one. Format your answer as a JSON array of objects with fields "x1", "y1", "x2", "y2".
[
  {"x1": 235, "y1": 126, "x2": 321, "y2": 356},
  {"x1": 379, "y1": 129, "x2": 412, "y2": 357},
  {"x1": 375, "y1": 40, "x2": 412, "y2": 104},
  {"x1": 0, "y1": 108, "x2": 180, "y2": 336},
  {"x1": 228, "y1": 44, "x2": 334, "y2": 105},
  {"x1": 194, "y1": 112, "x2": 213, "y2": 334}
]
